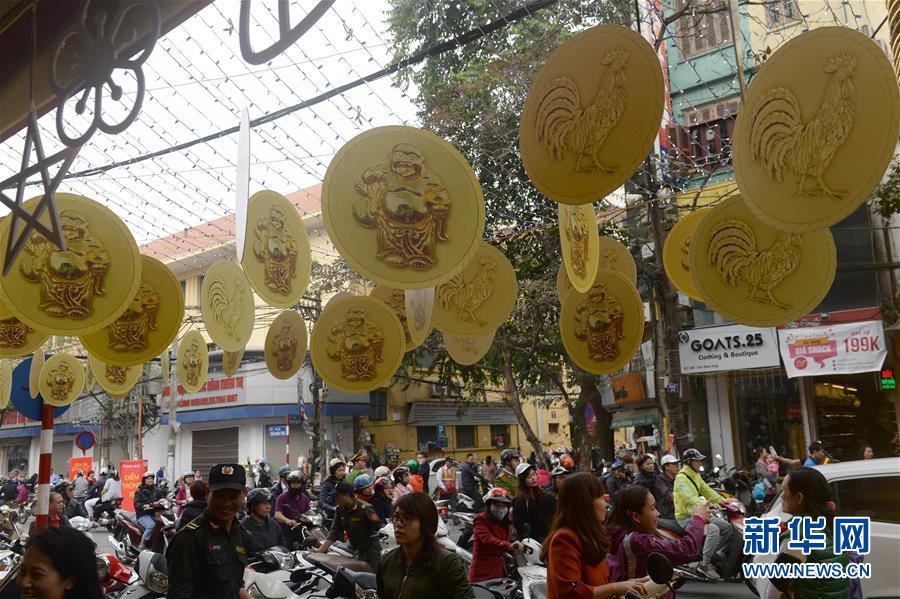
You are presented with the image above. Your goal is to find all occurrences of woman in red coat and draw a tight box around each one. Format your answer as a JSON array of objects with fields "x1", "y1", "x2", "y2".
[{"x1": 469, "y1": 488, "x2": 523, "y2": 582}]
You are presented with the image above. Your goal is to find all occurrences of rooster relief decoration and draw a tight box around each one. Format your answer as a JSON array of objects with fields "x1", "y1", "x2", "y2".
[
  {"x1": 208, "y1": 278, "x2": 247, "y2": 343},
  {"x1": 535, "y1": 49, "x2": 628, "y2": 174},
  {"x1": 437, "y1": 256, "x2": 498, "y2": 326},
  {"x1": 574, "y1": 282, "x2": 624, "y2": 361},
  {"x1": 708, "y1": 219, "x2": 801, "y2": 309},
  {"x1": 750, "y1": 53, "x2": 857, "y2": 199}
]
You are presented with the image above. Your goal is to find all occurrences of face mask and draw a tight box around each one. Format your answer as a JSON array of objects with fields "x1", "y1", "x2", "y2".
[
  {"x1": 290, "y1": 486, "x2": 302, "y2": 496},
  {"x1": 489, "y1": 505, "x2": 508, "y2": 520}
]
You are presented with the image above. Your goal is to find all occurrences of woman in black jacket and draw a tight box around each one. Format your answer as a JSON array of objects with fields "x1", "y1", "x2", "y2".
[
  {"x1": 511, "y1": 463, "x2": 556, "y2": 543},
  {"x1": 133, "y1": 472, "x2": 165, "y2": 548},
  {"x1": 176, "y1": 480, "x2": 208, "y2": 530}
]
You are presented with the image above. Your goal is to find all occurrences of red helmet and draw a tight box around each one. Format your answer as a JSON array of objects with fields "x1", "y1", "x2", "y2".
[
  {"x1": 560, "y1": 454, "x2": 575, "y2": 470},
  {"x1": 483, "y1": 487, "x2": 512, "y2": 504}
]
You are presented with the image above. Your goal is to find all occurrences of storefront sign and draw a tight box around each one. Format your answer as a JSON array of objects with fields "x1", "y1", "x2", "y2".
[
  {"x1": 678, "y1": 325, "x2": 780, "y2": 374},
  {"x1": 267, "y1": 424, "x2": 287, "y2": 438},
  {"x1": 407, "y1": 402, "x2": 516, "y2": 426},
  {"x1": 611, "y1": 372, "x2": 646, "y2": 404},
  {"x1": 120, "y1": 460, "x2": 147, "y2": 513},
  {"x1": 778, "y1": 320, "x2": 886, "y2": 379},
  {"x1": 881, "y1": 369, "x2": 896, "y2": 391},
  {"x1": 68, "y1": 456, "x2": 93, "y2": 481}
]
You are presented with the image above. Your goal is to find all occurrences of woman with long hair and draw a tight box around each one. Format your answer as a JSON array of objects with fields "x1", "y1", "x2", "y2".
[
  {"x1": 377, "y1": 493, "x2": 474, "y2": 599},
  {"x1": 769, "y1": 468, "x2": 850, "y2": 599},
  {"x1": 606, "y1": 485, "x2": 707, "y2": 597},
  {"x1": 18, "y1": 526, "x2": 104, "y2": 598},
  {"x1": 543, "y1": 472, "x2": 647, "y2": 599},
  {"x1": 512, "y1": 463, "x2": 556, "y2": 543}
]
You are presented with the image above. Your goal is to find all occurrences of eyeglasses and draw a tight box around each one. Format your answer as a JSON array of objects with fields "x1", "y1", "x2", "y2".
[{"x1": 391, "y1": 513, "x2": 416, "y2": 528}]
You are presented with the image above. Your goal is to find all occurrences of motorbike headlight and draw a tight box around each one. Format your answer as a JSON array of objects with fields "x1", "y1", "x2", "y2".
[
  {"x1": 146, "y1": 569, "x2": 168, "y2": 594},
  {"x1": 96, "y1": 556, "x2": 110, "y2": 581},
  {"x1": 277, "y1": 552, "x2": 295, "y2": 570}
]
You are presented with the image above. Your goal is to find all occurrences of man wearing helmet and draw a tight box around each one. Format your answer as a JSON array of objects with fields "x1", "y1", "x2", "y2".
[
  {"x1": 270, "y1": 464, "x2": 292, "y2": 498},
  {"x1": 353, "y1": 474, "x2": 375, "y2": 503},
  {"x1": 655, "y1": 454, "x2": 679, "y2": 519},
  {"x1": 318, "y1": 458, "x2": 347, "y2": 525},
  {"x1": 275, "y1": 471, "x2": 311, "y2": 543},
  {"x1": 241, "y1": 487, "x2": 287, "y2": 558},
  {"x1": 493, "y1": 449, "x2": 520, "y2": 498},
  {"x1": 674, "y1": 449, "x2": 731, "y2": 580},
  {"x1": 603, "y1": 459, "x2": 631, "y2": 504},
  {"x1": 314, "y1": 481, "x2": 382, "y2": 569},
  {"x1": 544, "y1": 465, "x2": 570, "y2": 499},
  {"x1": 256, "y1": 459, "x2": 272, "y2": 488}
]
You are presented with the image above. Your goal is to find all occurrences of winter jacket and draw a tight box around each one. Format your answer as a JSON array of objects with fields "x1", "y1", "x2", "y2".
[
  {"x1": 603, "y1": 473, "x2": 630, "y2": 504},
  {"x1": 257, "y1": 469, "x2": 272, "y2": 488},
  {"x1": 493, "y1": 469, "x2": 517, "y2": 499},
  {"x1": 319, "y1": 477, "x2": 340, "y2": 515},
  {"x1": 512, "y1": 491, "x2": 556, "y2": 543},
  {"x1": 460, "y1": 462, "x2": 482, "y2": 497},
  {"x1": 771, "y1": 525, "x2": 850, "y2": 599},
  {"x1": 673, "y1": 465, "x2": 723, "y2": 520},
  {"x1": 546, "y1": 527, "x2": 611, "y2": 599},
  {"x1": 372, "y1": 495, "x2": 392, "y2": 522},
  {"x1": 634, "y1": 470, "x2": 673, "y2": 518},
  {"x1": 537, "y1": 468, "x2": 551, "y2": 489},
  {"x1": 134, "y1": 483, "x2": 165, "y2": 518},
  {"x1": 177, "y1": 499, "x2": 207, "y2": 530},
  {"x1": 103, "y1": 477, "x2": 123, "y2": 501},
  {"x1": 606, "y1": 516, "x2": 705, "y2": 598},
  {"x1": 0, "y1": 482, "x2": 17, "y2": 501},
  {"x1": 241, "y1": 514, "x2": 288, "y2": 558},
  {"x1": 15, "y1": 483, "x2": 28, "y2": 503},
  {"x1": 469, "y1": 511, "x2": 513, "y2": 583},
  {"x1": 654, "y1": 473, "x2": 676, "y2": 520},
  {"x1": 88, "y1": 475, "x2": 108, "y2": 500},
  {"x1": 72, "y1": 476, "x2": 90, "y2": 500},
  {"x1": 64, "y1": 498, "x2": 88, "y2": 520},
  {"x1": 377, "y1": 545, "x2": 475, "y2": 599},
  {"x1": 392, "y1": 483, "x2": 412, "y2": 504},
  {"x1": 408, "y1": 474, "x2": 424, "y2": 494}
]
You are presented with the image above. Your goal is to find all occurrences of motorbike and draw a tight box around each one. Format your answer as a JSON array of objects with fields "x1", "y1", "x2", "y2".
[
  {"x1": 453, "y1": 511, "x2": 476, "y2": 552},
  {"x1": 118, "y1": 550, "x2": 168, "y2": 598},
  {"x1": 95, "y1": 496, "x2": 125, "y2": 531},
  {"x1": 96, "y1": 551, "x2": 138, "y2": 595},
  {"x1": 378, "y1": 515, "x2": 472, "y2": 567},
  {"x1": 109, "y1": 499, "x2": 176, "y2": 564}
]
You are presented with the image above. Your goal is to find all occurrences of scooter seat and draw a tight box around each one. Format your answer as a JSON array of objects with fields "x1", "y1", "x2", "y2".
[
  {"x1": 657, "y1": 519, "x2": 685, "y2": 535},
  {"x1": 305, "y1": 552, "x2": 374, "y2": 575},
  {"x1": 340, "y1": 567, "x2": 377, "y2": 590},
  {"x1": 119, "y1": 511, "x2": 138, "y2": 526}
]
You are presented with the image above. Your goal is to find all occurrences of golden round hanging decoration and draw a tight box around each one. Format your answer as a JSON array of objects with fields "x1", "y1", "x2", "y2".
[
  {"x1": 84, "y1": 360, "x2": 95, "y2": 393},
  {"x1": 432, "y1": 243, "x2": 518, "y2": 337},
  {"x1": 176, "y1": 330, "x2": 209, "y2": 394},
  {"x1": 242, "y1": 190, "x2": 312, "y2": 308},
  {"x1": 0, "y1": 360, "x2": 11, "y2": 409},
  {"x1": 200, "y1": 260, "x2": 255, "y2": 352},
  {"x1": 404, "y1": 287, "x2": 435, "y2": 349},
  {"x1": 733, "y1": 27, "x2": 900, "y2": 232},
  {"x1": 560, "y1": 270, "x2": 644, "y2": 375},
  {"x1": 0, "y1": 299, "x2": 49, "y2": 358},
  {"x1": 29, "y1": 350, "x2": 44, "y2": 399},
  {"x1": 322, "y1": 126, "x2": 486, "y2": 289},
  {"x1": 89, "y1": 354, "x2": 142, "y2": 397},
  {"x1": 222, "y1": 347, "x2": 244, "y2": 378},
  {"x1": 558, "y1": 203, "x2": 600, "y2": 293},
  {"x1": 265, "y1": 311, "x2": 308, "y2": 380},
  {"x1": 326, "y1": 292, "x2": 352, "y2": 307},
  {"x1": 39, "y1": 354, "x2": 85, "y2": 407},
  {"x1": 558, "y1": 236, "x2": 636, "y2": 301},
  {"x1": 80, "y1": 256, "x2": 184, "y2": 367},
  {"x1": 310, "y1": 295, "x2": 405, "y2": 394},
  {"x1": 444, "y1": 328, "x2": 497, "y2": 366},
  {"x1": 689, "y1": 195, "x2": 836, "y2": 327},
  {"x1": 662, "y1": 207, "x2": 711, "y2": 301},
  {"x1": 520, "y1": 25, "x2": 664, "y2": 205},
  {"x1": 0, "y1": 193, "x2": 142, "y2": 336},
  {"x1": 370, "y1": 285, "x2": 429, "y2": 351}
]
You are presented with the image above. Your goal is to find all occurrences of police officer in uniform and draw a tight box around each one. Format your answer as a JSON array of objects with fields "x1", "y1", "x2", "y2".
[
  {"x1": 167, "y1": 463, "x2": 251, "y2": 599},
  {"x1": 313, "y1": 481, "x2": 382, "y2": 569}
]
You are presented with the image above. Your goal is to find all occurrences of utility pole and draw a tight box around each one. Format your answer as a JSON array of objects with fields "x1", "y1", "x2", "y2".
[
  {"x1": 166, "y1": 339, "x2": 178, "y2": 483},
  {"x1": 295, "y1": 296, "x2": 324, "y2": 483}
]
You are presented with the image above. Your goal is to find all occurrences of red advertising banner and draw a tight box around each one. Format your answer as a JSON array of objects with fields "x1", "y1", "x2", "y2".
[
  {"x1": 68, "y1": 456, "x2": 93, "y2": 482},
  {"x1": 120, "y1": 460, "x2": 147, "y2": 513}
]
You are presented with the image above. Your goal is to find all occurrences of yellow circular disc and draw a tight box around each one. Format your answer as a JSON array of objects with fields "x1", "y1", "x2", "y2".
[
  {"x1": 520, "y1": 25, "x2": 664, "y2": 205},
  {"x1": 559, "y1": 236, "x2": 636, "y2": 299},
  {"x1": 310, "y1": 295, "x2": 405, "y2": 394},
  {"x1": 0, "y1": 299, "x2": 49, "y2": 358},
  {"x1": 223, "y1": 347, "x2": 244, "y2": 377},
  {"x1": 89, "y1": 354, "x2": 141, "y2": 397},
  {"x1": 326, "y1": 292, "x2": 352, "y2": 307},
  {"x1": 0, "y1": 360, "x2": 11, "y2": 409},
  {"x1": 80, "y1": 256, "x2": 184, "y2": 367},
  {"x1": 433, "y1": 243, "x2": 518, "y2": 336},
  {"x1": 444, "y1": 329, "x2": 496, "y2": 366},
  {"x1": 322, "y1": 126, "x2": 486, "y2": 289},
  {"x1": 689, "y1": 196, "x2": 836, "y2": 327},
  {"x1": 559, "y1": 203, "x2": 600, "y2": 293},
  {"x1": 29, "y1": 350, "x2": 44, "y2": 399},
  {"x1": 84, "y1": 360, "x2": 95, "y2": 393},
  {"x1": 39, "y1": 354, "x2": 84, "y2": 407},
  {"x1": 662, "y1": 208, "x2": 711, "y2": 301},
  {"x1": 733, "y1": 27, "x2": 900, "y2": 232},
  {"x1": 370, "y1": 285, "x2": 430, "y2": 351},
  {"x1": 560, "y1": 270, "x2": 644, "y2": 375},
  {"x1": 0, "y1": 193, "x2": 142, "y2": 336},
  {"x1": 404, "y1": 287, "x2": 435, "y2": 349},
  {"x1": 177, "y1": 330, "x2": 209, "y2": 393},
  {"x1": 200, "y1": 260, "x2": 255, "y2": 352},
  {"x1": 265, "y1": 311, "x2": 308, "y2": 380},
  {"x1": 242, "y1": 190, "x2": 312, "y2": 308}
]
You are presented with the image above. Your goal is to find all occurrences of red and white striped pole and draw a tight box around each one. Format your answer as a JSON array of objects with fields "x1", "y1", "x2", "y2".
[
  {"x1": 34, "y1": 402, "x2": 55, "y2": 533},
  {"x1": 284, "y1": 414, "x2": 290, "y2": 467}
]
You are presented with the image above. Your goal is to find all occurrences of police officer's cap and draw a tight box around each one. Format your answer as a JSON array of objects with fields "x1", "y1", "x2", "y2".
[{"x1": 208, "y1": 463, "x2": 246, "y2": 492}]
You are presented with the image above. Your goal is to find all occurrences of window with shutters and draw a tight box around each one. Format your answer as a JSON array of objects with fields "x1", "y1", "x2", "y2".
[
  {"x1": 456, "y1": 425, "x2": 476, "y2": 448},
  {"x1": 417, "y1": 426, "x2": 437, "y2": 451},
  {"x1": 369, "y1": 390, "x2": 387, "y2": 421},
  {"x1": 490, "y1": 425, "x2": 510, "y2": 447},
  {"x1": 766, "y1": 0, "x2": 798, "y2": 27},
  {"x1": 674, "y1": 0, "x2": 732, "y2": 57},
  {"x1": 666, "y1": 100, "x2": 738, "y2": 175}
]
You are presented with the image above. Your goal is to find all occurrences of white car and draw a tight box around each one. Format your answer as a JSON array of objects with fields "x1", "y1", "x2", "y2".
[{"x1": 749, "y1": 457, "x2": 900, "y2": 598}]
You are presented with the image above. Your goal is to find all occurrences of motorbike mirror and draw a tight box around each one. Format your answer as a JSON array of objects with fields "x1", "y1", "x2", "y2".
[{"x1": 647, "y1": 552, "x2": 674, "y2": 585}]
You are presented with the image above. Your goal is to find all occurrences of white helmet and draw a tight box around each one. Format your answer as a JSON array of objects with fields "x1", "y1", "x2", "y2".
[
  {"x1": 660, "y1": 454, "x2": 680, "y2": 466},
  {"x1": 515, "y1": 462, "x2": 534, "y2": 478},
  {"x1": 182, "y1": 470, "x2": 195, "y2": 478}
]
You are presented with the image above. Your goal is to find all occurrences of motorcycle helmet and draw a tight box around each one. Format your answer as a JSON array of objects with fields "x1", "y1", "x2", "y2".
[
  {"x1": 483, "y1": 487, "x2": 512, "y2": 505},
  {"x1": 329, "y1": 458, "x2": 346, "y2": 475},
  {"x1": 610, "y1": 460, "x2": 625, "y2": 470},
  {"x1": 374, "y1": 477, "x2": 391, "y2": 492},
  {"x1": 660, "y1": 454, "x2": 679, "y2": 467},
  {"x1": 374, "y1": 466, "x2": 391, "y2": 479},
  {"x1": 392, "y1": 466, "x2": 410, "y2": 484},
  {"x1": 99, "y1": 469, "x2": 108, "y2": 476},
  {"x1": 141, "y1": 471, "x2": 155, "y2": 483},
  {"x1": 353, "y1": 474, "x2": 374, "y2": 492},
  {"x1": 286, "y1": 471, "x2": 305, "y2": 485},
  {"x1": 560, "y1": 454, "x2": 575, "y2": 470},
  {"x1": 514, "y1": 462, "x2": 534, "y2": 479},
  {"x1": 550, "y1": 465, "x2": 570, "y2": 478},
  {"x1": 682, "y1": 448, "x2": 706, "y2": 462},
  {"x1": 406, "y1": 459, "x2": 419, "y2": 474},
  {"x1": 182, "y1": 470, "x2": 195, "y2": 480},
  {"x1": 278, "y1": 464, "x2": 292, "y2": 477},
  {"x1": 246, "y1": 487, "x2": 272, "y2": 508},
  {"x1": 500, "y1": 449, "x2": 520, "y2": 466}
]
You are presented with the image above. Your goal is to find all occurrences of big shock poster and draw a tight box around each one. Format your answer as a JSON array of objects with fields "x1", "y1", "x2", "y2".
[{"x1": 778, "y1": 320, "x2": 886, "y2": 379}]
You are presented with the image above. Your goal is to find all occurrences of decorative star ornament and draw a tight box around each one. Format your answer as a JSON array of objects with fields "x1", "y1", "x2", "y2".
[{"x1": 0, "y1": 107, "x2": 80, "y2": 276}]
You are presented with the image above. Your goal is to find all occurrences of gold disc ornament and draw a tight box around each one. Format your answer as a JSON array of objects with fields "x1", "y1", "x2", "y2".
[
  {"x1": 80, "y1": 256, "x2": 184, "y2": 367},
  {"x1": 200, "y1": 260, "x2": 255, "y2": 352},
  {"x1": 444, "y1": 329, "x2": 497, "y2": 366},
  {"x1": 89, "y1": 354, "x2": 141, "y2": 397},
  {"x1": 733, "y1": 27, "x2": 900, "y2": 232},
  {"x1": 405, "y1": 287, "x2": 435, "y2": 348},
  {"x1": 520, "y1": 25, "x2": 664, "y2": 205},
  {"x1": 0, "y1": 360, "x2": 11, "y2": 409},
  {"x1": 0, "y1": 299, "x2": 49, "y2": 358},
  {"x1": 0, "y1": 193, "x2": 142, "y2": 336},
  {"x1": 689, "y1": 195, "x2": 836, "y2": 327},
  {"x1": 177, "y1": 330, "x2": 209, "y2": 394},
  {"x1": 560, "y1": 270, "x2": 644, "y2": 375},
  {"x1": 371, "y1": 285, "x2": 430, "y2": 351},
  {"x1": 265, "y1": 311, "x2": 308, "y2": 380},
  {"x1": 662, "y1": 208, "x2": 711, "y2": 301},
  {"x1": 558, "y1": 236, "x2": 636, "y2": 301},
  {"x1": 39, "y1": 354, "x2": 84, "y2": 407},
  {"x1": 310, "y1": 295, "x2": 405, "y2": 394},
  {"x1": 242, "y1": 190, "x2": 312, "y2": 308},
  {"x1": 29, "y1": 350, "x2": 44, "y2": 399},
  {"x1": 322, "y1": 126, "x2": 486, "y2": 289},
  {"x1": 559, "y1": 203, "x2": 600, "y2": 293},
  {"x1": 432, "y1": 243, "x2": 518, "y2": 336},
  {"x1": 223, "y1": 348, "x2": 244, "y2": 377}
]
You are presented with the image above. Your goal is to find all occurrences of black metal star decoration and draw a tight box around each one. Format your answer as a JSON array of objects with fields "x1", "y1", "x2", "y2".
[{"x1": 0, "y1": 107, "x2": 80, "y2": 276}]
